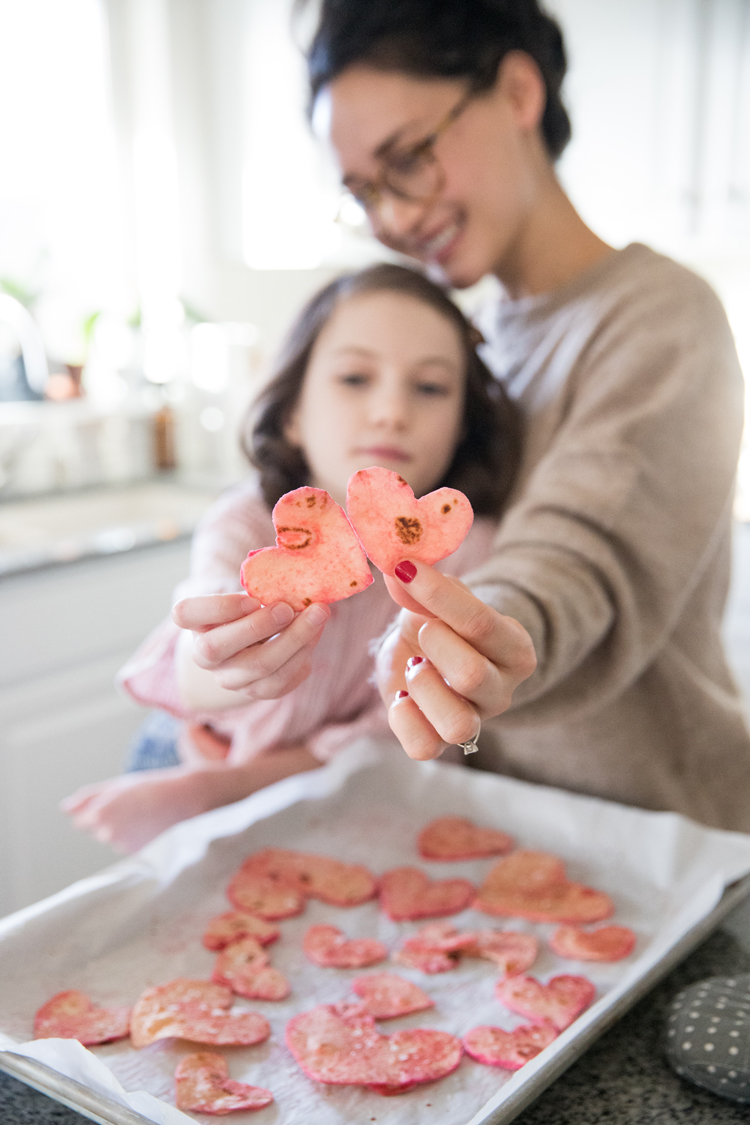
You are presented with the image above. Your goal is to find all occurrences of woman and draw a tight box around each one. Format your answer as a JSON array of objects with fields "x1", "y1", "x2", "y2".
[{"x1": 302, "y1": 0, "x2": 750, "y2": 830}]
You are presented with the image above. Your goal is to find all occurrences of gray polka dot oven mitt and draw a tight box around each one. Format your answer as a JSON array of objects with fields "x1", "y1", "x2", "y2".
[{"x1": 665, "y1": 976, "x2": 750, "y2": 1102}]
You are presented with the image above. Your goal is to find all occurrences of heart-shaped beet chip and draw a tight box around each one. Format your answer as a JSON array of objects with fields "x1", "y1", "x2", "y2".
[
  {"x1": 346, "y1": 467, "x2": 473, "y2": 576},
  {"x1": 285, "y1": 1004, "x2": 462, "y2": 1092},
  {"x1": 34, "y1": 990, "x2": 131, "y2": 1046},
  {"x1": 349, "y1": 973, "x2": 434, "y2": 1020},
  {"x1": 212, "y1": 936, "x2": 290, "y2": 1001},
  {"x1": 130, "y1": 979, "x2": 270, "y2": 1050},
  {"x1": 496, "y1": 973, "x2": 595, "y2": 1032},
  {"x1": 463, "y1": 1024, "x2": 557, "y2": 1070},
  {"x1": 549, "y1": 924, "x2": 636, "y2": 962},
  {"x1": 227, "y1": 848, "x2": 376, "y2": 920},
  {"x1": 475, "y1": 850, "x2": 614, "y2": 924},
  {"x1": 175, "y1": 1052, "x2": 274, "y2": 1114},
  {"x1": 240, "y1": 486, "x2": 372, "y2": 611},
  {"x1": 202, "y1": 911, "x2": 280, "y2": 952},
  {"x1": 394, "y1": 922, "x2": 538, "y2": 976},
  {"x1": 418, "y1": 816, "x2": 514, "y2": 861},
  {"x1": 379, "y1": 867, "x2": 475, "y2": 921},
  {"x1": 303, "y1": 924, "x2": 387, "y2": 969}
]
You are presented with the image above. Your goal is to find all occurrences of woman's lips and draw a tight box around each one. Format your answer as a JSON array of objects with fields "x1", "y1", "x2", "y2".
[{"x1": 421, "y1": 219, "x2": 463, "y2": 265}]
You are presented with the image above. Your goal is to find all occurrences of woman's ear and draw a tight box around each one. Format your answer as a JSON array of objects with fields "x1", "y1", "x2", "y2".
[{"x1": 495, "y1": 50, "x2": 547, "y2": 134}]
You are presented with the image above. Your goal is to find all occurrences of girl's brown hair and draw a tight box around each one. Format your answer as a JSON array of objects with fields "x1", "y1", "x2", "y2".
[{"x1": 242, "y1": 263, "x2": 522, "y2": 515}]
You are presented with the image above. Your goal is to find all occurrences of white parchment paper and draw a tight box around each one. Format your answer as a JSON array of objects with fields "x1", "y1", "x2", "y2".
[{"x1": 2, "y1": 738, "x2": 750, "y2": 1125}]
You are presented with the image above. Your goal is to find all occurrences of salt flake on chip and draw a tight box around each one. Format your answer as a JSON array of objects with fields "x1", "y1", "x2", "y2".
[
  {"x1": 346, "y1": 467, "x2": 473, "y2": 576},
  {"x1": 175, "y1": 1052, "x2": 274, "y2": 1115},
  {"x1": 240, "y1": 486, "x2": 372, "y2": 611},
  {"x1": 34, "y1": 991, "x2": 131, "y2": 1046}
]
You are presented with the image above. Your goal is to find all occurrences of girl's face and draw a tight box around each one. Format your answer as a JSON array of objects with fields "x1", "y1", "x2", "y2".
[
  {"x1": 286, "y1": 290, "x2": 466, "y2": 506},
  {"x1": 321, "y1": 58, "x2": 547, "y2": 290}
]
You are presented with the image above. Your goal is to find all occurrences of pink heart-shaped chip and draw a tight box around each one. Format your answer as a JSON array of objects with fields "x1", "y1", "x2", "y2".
[
  {"x1": 240, "y1": 487, "x2": 372, "y2": 611},
  {"x1": 496, "y1": 974, "x2": 595, "y2": 1031},
  {"x1": 346, "y1": 467, "x2": 473, "y2": 576},
  {"x1": 227, "y1": 847, "x2": 376, "y2": 919},
  {"x1": 285, "y1": 1005, "x2": 462, "y2": 1092},
  {"x1": 379, "y1": 867, "x2": 475, "y2": 921},
  {"x1": 475, "y1": 850, "x2": 614, "y2": 924},
  {"x1": 303, "y1": 924, "x2": 387, "y2": 969},
  {"x1": 212, "y1": 936, "x2": 290, "y2": 1000},
  {"x1": 34, "y1": 991, "x2": 131, "y2": 1046},
  {"x1": 202, "y1": 911, "x2": 280, "y2": 951},
  {"x1": 466, "y1": 930, "x2": 539, "y2": 975},
  {"x1": 349, "y1": 973, "x2": 434, "y2": 1020},
  {"x1": 418, "y1": 816, "x2": 514, "y2": 860},
  {"x1": 130, "y1": 979, "x2": 270, "y2": 1050},
  {"x1": 175, "y1": 1052, "x2": 274, "y2": 1114},
  {"x1": 549, "y1": 924, "x2": 636, "y2": 962},
  {"x1": 394, "y1": 922, "x2": 480, "y2": 973},
  {"x1": 463, "y1": 1024, "x2": 557, "y2": 1069}
]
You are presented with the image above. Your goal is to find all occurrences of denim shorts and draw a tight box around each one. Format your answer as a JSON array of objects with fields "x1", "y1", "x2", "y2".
[{"x1": 125, "y1": 710, "x2": 180, "y2": 772}]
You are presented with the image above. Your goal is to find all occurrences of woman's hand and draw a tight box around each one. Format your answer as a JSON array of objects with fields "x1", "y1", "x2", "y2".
[
  {"x1": 376, "y1": 561, "x2": 537, "y2": 760},
  {"x1": 172, "y1": 593, "x2": 330, "y2": 706}
]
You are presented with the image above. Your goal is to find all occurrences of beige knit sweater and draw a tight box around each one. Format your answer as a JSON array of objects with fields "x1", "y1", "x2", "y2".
[{"x1": 472, "y1": 243, "x2": 750, "y2": 831}]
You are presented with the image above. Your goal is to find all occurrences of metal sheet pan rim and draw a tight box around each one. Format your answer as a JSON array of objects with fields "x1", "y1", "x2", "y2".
[{"x1": 3, "y1": 873, "x2": 749, "y2": 1125}]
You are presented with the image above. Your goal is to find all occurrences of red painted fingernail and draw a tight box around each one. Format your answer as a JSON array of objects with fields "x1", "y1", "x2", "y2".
[
  {"x1": 394, "y1": 560, "x2": 417, "y2": 583},
  {"x1": 406, "y1": 656, "x2": 424, "y2": 670},
  {"x1": 394, "y1": 690, "x2": 409, "y2": 700}
]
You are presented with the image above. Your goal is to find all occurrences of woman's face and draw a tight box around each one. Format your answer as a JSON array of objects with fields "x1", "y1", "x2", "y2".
[
  {"x1": 322, "y1": 58, "x2": 547, "y2": 290},
  {"x1": 286, "y1": 290, "x2": 466, "y2": 507}
]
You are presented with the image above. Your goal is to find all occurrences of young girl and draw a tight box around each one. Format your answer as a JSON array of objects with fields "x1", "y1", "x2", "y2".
[{"x1": 62, "y1": 264, "x2": 521, "y2": 853}]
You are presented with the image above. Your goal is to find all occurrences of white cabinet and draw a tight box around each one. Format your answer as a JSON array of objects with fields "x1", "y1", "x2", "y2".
[{"x1": 0, "y1": 540, "x2": 191, "y2": 917}]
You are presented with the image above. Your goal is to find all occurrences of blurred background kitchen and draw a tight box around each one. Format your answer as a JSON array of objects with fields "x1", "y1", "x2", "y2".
[{"x1": 0, "y1": 0, "x2": 748, "y2": 917}]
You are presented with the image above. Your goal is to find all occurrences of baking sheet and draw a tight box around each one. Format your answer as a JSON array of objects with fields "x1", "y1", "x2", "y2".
[{"x1": 2, "y1": 737, "x2": 750, "y2": 1125}]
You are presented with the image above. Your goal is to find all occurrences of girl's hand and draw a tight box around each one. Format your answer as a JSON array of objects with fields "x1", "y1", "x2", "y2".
[
  {"x1": 376, "y1": 561, "x2": 537, "y2": 760},
  {"x1": 172, "y1": 593, "x2": 330, "y2": 703}
]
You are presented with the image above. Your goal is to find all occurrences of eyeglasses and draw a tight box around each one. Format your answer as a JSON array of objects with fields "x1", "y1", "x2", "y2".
[{"x1": 339, "y1": 87, "x2": 477, "y2": 232}]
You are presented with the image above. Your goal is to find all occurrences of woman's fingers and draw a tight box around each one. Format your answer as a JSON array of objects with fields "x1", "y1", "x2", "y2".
[
  {"x1": 173, "y1": 593, "x2": 262, "y2": 631},
  {"x1": 387, "y1": 562, "x2": 537, "y2": 675},
  {"x1": 191, "y1": 601, "x2": 299, "y2": 667},
  {"x1": 415, "y1": 618, "x2": 515, "y2": 716},
  {"x1": 403, "y1": 656, "x2": 482, "y2": 745},
  {"x1": 388, "y1": 691, "x2": 447, "y2": 761}
]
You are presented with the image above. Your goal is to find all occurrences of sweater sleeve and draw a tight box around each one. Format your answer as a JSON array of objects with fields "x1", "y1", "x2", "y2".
[
  {"x1": 117, "y1": 480, "x2": 275, "y2": 713},
  {"x1": 466, "y1": 270, "x2": 744, "y2": 725}
]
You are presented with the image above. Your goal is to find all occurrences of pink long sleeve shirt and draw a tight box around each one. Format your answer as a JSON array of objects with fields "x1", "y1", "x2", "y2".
[{"x1": 118, "y1": 478, "x2": 497, "y2": 764}]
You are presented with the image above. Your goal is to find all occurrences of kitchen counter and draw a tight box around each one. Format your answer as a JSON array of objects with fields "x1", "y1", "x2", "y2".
[
  {"x1": 2, "y1": 901, "x2": 749, "y2": 1124},
  {"x1": 0, "y1": 477, "x2": 223, "y2": 577}
]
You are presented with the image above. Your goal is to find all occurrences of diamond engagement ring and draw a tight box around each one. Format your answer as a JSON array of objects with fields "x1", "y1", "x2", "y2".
[{"x1": 459, "y1": 732, "x2": 480, "y2": 755}]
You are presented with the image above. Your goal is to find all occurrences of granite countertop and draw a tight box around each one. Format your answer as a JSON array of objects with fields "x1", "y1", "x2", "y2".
[
  {"x1": 0, "y1": 477, "x2": 223, "y2": 577},
  {"x1": 2, "y1": 902, "x2": 749, "y2": 1124}
]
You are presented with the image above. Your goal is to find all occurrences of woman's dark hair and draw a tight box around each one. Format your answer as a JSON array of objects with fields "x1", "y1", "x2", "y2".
[
  {"x1": 243, "y1": 263, "x2": 522, "y2": 516},
  {"x1": 305, "y1": 0, "x2": 571, "y2": 160}
]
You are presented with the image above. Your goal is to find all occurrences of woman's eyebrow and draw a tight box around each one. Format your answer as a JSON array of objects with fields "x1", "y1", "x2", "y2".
[{"x1": 332, "y1": 345, "x2": 379, "y2": 358}]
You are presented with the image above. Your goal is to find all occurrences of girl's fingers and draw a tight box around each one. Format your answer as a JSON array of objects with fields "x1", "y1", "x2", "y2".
[
  {"x1": 404, "y1": 657, "x2": 482, "y2": 746},
  {"x1": 387, "y1": 561, "x2": 537, "y2": 675},
  {"x1": 193, "y1": 601, "x2": 329, "y2": 670},
  {"x1": 217, "y1": 631, "x2": 323, "y2": 699},
  {"x1": 388, "y1": 691, "x2": 446, "y2": 761},
  {"x1": 191, "y1": 601, "x2": 298, "y2": 667},
  {"x1": 173, "y1": 593, "x2": 262, "y2": 631}
]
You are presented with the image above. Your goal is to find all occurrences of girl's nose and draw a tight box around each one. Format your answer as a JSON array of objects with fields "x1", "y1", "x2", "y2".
[{"x1": 369, "y1": 383, "x2": 409, "y2": 429}]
